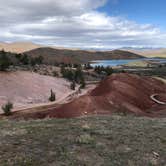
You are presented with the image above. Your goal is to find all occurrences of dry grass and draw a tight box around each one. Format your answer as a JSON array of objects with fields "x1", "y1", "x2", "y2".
[{"x1": 0, "y1": 115, "x2": 165, "y2": 166}]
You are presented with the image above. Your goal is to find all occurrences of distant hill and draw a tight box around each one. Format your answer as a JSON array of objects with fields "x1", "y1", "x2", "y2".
[
  {"x1": 121, "y1": 47, "x2": 166, "y2": 58},
  {"x1": 139, "y1": 48, "x2": 166, "y2": 58},
  {"x1": 0, "y1": 42, "x2": 42, "y2": 53},
  {"x1": 25, "y1": 47, "x2": 144, "y2": 64}
]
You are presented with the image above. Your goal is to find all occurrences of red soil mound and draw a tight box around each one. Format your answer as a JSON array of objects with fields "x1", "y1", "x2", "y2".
[{"x1": 13, "y1": 73, "x2": 166, "y2": 119}]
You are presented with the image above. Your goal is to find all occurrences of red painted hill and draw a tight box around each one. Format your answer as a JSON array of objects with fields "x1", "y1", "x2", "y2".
[{"x1": 11, "y1": 73, "x2": 166, "y2": 119}]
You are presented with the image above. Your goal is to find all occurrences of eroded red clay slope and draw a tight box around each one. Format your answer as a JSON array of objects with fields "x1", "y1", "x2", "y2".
[{"x1": 13, "y1": 73, "x2": 166, "y2": 119}]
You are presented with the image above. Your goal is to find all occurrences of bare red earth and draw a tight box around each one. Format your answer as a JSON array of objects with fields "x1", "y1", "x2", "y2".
[{"x1": 11, "y1": 73, "x2": 166, "y2": 119}]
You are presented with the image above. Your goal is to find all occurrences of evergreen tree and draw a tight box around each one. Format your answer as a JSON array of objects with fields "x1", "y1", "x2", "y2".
[
  {"x1": 21, "y1": 54, "x2": 29, "y2": 65},
  {"x1": 49, "y1": 89, "x2": 56, "y2": 102},
  {"x1": 80, "y1": 78, "x2": 86, "y2": 89},
  {"x1": 2, "y1": 101, "x2": 13, "y2": 116},
  {"x1": 0, "y1": 50, "x2": 11, "y2": 71}
]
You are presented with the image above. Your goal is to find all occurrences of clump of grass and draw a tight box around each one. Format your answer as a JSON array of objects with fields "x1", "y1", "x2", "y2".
[
  {"x1": 82, "y1": 124, "x2": 91, "y2": 131},
  {"x1": 2, "y1": 101, "x2": 13, "y2": 116},
  {"x1": 76, "y1": 134, "x2": 94, "y2": 144}
]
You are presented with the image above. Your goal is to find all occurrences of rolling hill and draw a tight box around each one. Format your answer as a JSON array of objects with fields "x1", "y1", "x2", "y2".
[
  {"x1": 121, "y1": 47, "x2": 166, "y2": 58},
  {"x1": 25, "y1": 47, "x2": 144, "y2": 64},
  {"x1": 139, "y1": 48, "x2": 166, "y2": 58},
  {"x1": 0, "y1": 42, "x2": 42, "y2": 53}
]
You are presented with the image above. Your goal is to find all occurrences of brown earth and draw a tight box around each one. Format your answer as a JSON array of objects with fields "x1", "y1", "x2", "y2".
[
  {"x1": 25, "y1": 47, "x2": 143, "y2": 64},
  {"x1": 155, "y1": 94, "x2": 166, "y2": 103},
  {"x1": 9, "y1": 73, "x2": 166, "y2": 119}
]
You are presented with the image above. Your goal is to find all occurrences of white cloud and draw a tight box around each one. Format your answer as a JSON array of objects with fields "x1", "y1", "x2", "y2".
[{"x1": 0, "y1": 0, "x2": 166, "y2": 48}]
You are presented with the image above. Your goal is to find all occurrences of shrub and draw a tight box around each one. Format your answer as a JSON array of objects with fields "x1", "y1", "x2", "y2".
[
  {"x1": 35, "y1": 56, "x2": 43, "y2": 64},
  {"x1": 61, "y1": 67, "x2": 74, "y2": 81},
  {"x1": 76, "y1": 134, "x2": 94, "y2": 144},
  {"x1": 49, "y1": 89, "x2": 56, "y2": 102},
  {"x1": 2, "y1": 101, "x2": 13, "y2": 116},
  {"x1": 74, "y1": 67, "x2": 84, "y2": 83},
  {"x1": 84, "y1": 63, "x2": 93, "y2": 70},
  {"x1": 53, "y1": 71, "x2": 58, "y2": 77},
  {"x1": 94, "y1": 66, "x2": 113, "y2": 76},
  {"x1": 73, "y1": 64, "x2": 81, "y2": 68},
  {"x1": 20, "y1": 54, "x2": 29, "y2": 65},
  {"x1": 80, "y1": 78, "x2": 86, "y2": 89},
  {"x1": 61, "y1": 66, "x2": 86, "y2": 88},
  {"x1": 70, "y1": 81, "x2": 76, "y2": 90}
]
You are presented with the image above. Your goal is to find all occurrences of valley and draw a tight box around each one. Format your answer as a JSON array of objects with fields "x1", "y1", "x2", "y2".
[
  {"x1": 0, "y1": 43, "x2": 165, "y2": 166},
  {"x1": 1, "y1": 1, "x2": 166, "y2": 165}
]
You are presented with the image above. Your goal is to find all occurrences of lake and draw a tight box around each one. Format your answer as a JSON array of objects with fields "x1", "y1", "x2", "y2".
[{"x1": 91, "y1": 58, "x2": 166, "y2": 67}]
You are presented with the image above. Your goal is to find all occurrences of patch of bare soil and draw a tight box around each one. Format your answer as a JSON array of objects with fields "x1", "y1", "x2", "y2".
[{"x1": 0, "y1": 71, "x2": 71, "y2": 112}]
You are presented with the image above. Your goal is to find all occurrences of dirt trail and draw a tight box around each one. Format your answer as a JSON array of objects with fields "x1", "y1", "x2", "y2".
[
  {"x1": 0, "y1": 84, "x2": 96, "y2": 119},
  {"x1": 150, "y1": 94, "x2": 166, "y2": 105}
]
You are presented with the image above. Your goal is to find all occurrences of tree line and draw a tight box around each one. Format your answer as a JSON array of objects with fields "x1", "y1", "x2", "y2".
[{"x1": 0, "y1": 49, "x2": 43, "y2": 71}]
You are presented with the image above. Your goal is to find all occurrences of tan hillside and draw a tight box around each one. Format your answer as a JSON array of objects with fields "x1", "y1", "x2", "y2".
[
  {"x1": 0, "y1": 42, "x2": 42, "y2": 53},
  {"x1": 123, "y1": 48, "x2": 166, "y2": 58},
  {"x1": 139, "y1": 49, "x2": 166, "y2": 58}
]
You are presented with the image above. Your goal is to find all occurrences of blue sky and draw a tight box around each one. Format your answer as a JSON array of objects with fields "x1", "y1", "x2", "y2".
[
  {"x1": 99, "y1": 0, "x2": 166, "y2": 28},
  {"x1": 0, "y1": 0, "x2": 166, "y2": 49}
]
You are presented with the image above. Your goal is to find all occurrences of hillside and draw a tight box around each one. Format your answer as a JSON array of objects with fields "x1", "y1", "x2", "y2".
[
  {"x1": 25, "y1": 47, "x2": 144, "y2": 64},
  {"x1": 121, "y1": 48, "x2": 166, "y2": 58},
  {"x1": 0, "y1": 42, "x2": 42, "y2": 53},
  {"x1": 46, "y1": 73, "x2": 166, "y2": 118},
  {"x1": 8, "y1": 73, "x2": 166, "y2": 120},
  {"x1": 0, "y1": 71, "x2": 72, "y2": 111},
  {"x1": 139, "y1": 48, "x2": 166, "y2": 58},
  {"x1": 0, "y1": 115, "x2": 165, "y2": 165}
]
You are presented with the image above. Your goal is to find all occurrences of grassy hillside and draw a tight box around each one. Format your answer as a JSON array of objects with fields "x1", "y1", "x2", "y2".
[
  {"x1": 25, "y1": 47, "x2": 143, "y2": 64},
  {"x1": 0, "y1": 115, "x2": 165, "y2": 166}
]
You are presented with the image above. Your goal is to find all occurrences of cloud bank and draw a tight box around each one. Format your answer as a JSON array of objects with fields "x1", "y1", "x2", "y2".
[{"x1": 0, "y1": 0, "x2": 166, "y2": 49}]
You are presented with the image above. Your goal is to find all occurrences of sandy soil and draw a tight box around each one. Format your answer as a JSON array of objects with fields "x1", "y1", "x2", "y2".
[{"x1": 0, "y1": 71, "x2": 72, "y2": 112}]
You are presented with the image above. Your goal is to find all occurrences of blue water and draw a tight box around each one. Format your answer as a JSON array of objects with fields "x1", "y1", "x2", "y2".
[{"x1": 91, "y1": 58, "x2": 166, "y2": 67}]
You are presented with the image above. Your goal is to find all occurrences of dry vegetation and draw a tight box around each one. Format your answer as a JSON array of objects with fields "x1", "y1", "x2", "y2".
[{"x1": 0, "y1": 115, "x2": 165, "y2": 166}]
